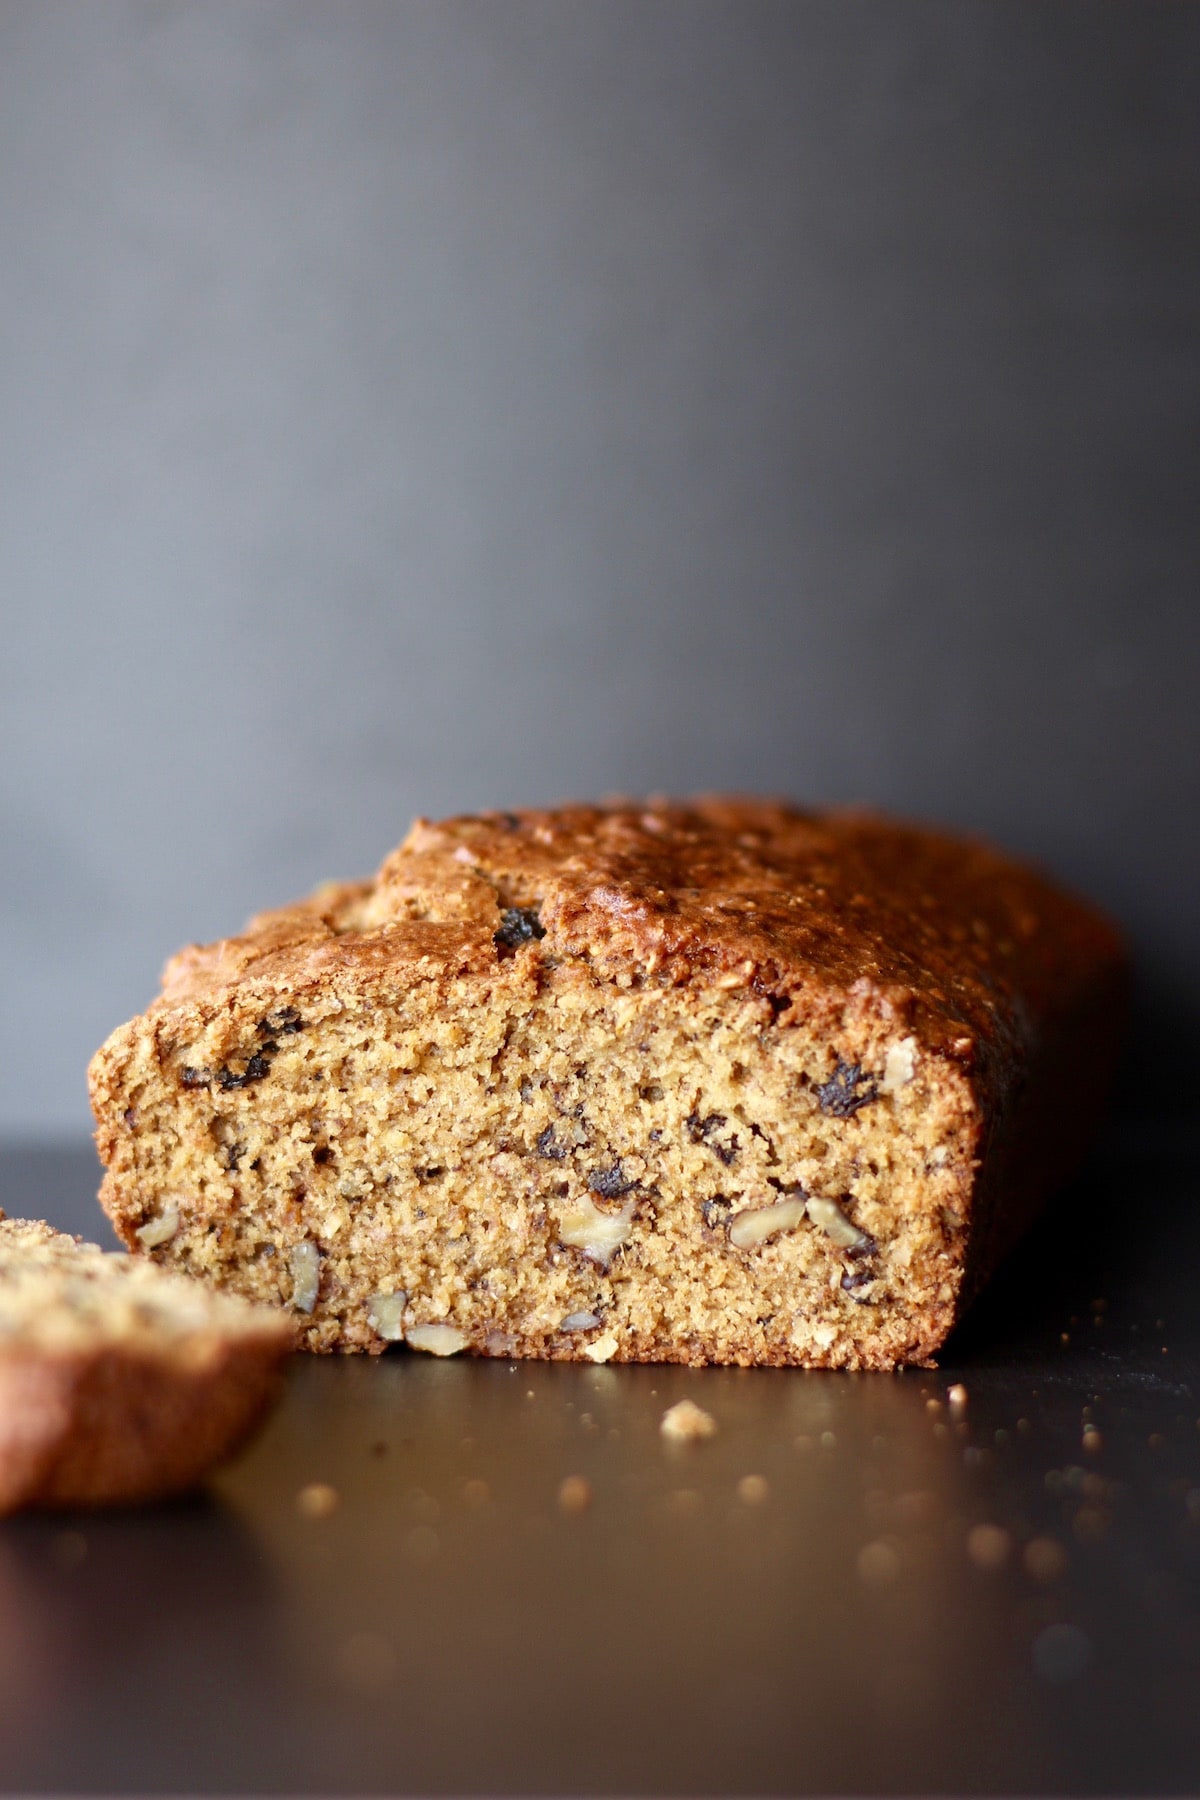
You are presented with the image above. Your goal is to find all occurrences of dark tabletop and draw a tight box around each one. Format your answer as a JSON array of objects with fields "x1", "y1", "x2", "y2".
[{"x1": 1, "y1": 1132, "x2": 1198, "y2": 1797}]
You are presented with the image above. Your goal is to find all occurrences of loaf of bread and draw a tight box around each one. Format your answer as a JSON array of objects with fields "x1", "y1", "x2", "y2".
[
  {"x1": 89, "y1": 801, "x2": 1125, "y2": 1369},
  {"x1": 0, "y1": 1214, "x2": 292, "y2": 1511}
]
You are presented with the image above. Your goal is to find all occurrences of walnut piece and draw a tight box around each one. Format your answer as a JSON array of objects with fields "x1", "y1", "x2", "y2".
[
  {"x1": 805, "y1": 1195, "x2": 873, "y2": 1253},
  {"x1": 405, "y1": 1322, "x2": 468, "y2": 1357},
  {"x1": 135, "y1": 1203, "x2": 180, "y2": 1249},
  {"x1": 557, "y1": 1197, "x2": 634, "y2": 1268},
  {"x1": 880, "y1": 1035, "x2": 918, "y2": 1094},
  {"x1": 289, "y1": 1241, "x2": 320, "y2": 1313},
  {"x1": 728, "y1": 1196, "x2": 807, "y2": 1250},
  {"x1": 367, "y1": 1291, "x2": 407, "y2": 1340}
]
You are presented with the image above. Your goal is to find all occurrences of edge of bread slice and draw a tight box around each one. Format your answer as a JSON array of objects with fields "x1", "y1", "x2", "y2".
[{"x1": 0, "y1": 1213, "x2": 294, "y2": 1513}]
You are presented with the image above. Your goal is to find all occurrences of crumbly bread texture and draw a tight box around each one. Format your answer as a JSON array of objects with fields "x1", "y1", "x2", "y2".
[
  {"x1": 89, "y1": 801, "x2": 1126, "y2": 1369},
  {"x1": 0, "y1": 1213, "x2": 293, "y2": 1511}
]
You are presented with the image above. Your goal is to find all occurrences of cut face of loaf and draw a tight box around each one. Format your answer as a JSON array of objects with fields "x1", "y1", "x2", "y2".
[{"x1": 89, "y1": 801, "x2": 1126, "y2": 1369}]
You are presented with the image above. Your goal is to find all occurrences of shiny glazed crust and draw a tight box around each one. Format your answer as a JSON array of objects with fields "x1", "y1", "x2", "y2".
[{"x1": 88, "y1": 800, "x2": 1127, "y2": 1368}]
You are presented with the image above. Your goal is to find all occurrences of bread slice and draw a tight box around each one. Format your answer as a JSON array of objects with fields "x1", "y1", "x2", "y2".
[
  {"x1": 0, "y1": 1214, "x2": 293, "y2": 1511},
  {"x1": 89, "y1": 801, "x2": 1125, "y2": 1369}
]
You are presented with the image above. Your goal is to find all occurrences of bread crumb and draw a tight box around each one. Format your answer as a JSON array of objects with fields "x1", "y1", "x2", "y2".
[
  {"x1": 857, "y1": 1540, "x2": 901, "y2": 1586},
  {"x1": 966, "y1": 1523, "x2": 1011, "y2": 1570},
  {"x1": 1024, "y1": 1537, "x2": 1066, "y2": 1582},
  {"x1": 664, "y1": 1487, "x2": 702, "y2": 1518},
  {"x1": 660, "y1": 1398, "x2": 718, "y2": 1442},
  {"x1": 737, "y1": 1474, "x2": 769, "y2": 1505},
  {"x1": 297, "y1": 1482, "x2": 339, "y2": 1519},
  {"x1": 947, "y1": 1382, "x2": 968, "y2": 1410},
  {"x1": 583, "y1": 1332, "x2": 619, "y2": 1364},
  {"x1": 558, "y1": 1474, "x2": 592, "y2": 1515}
]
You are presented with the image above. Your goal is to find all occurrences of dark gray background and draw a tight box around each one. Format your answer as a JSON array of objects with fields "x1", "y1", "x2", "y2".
[{"x1": 2, "y1": 0, "x2": 1197, "y2": 1137}]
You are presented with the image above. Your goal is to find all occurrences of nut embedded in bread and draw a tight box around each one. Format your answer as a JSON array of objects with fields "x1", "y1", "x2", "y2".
[
  {"x1": 88, "y1": 800, "x2": 1126, "y2": 1369},
  {"x1": 0, "y1": 1214, "x2": 293, "y2": 1512}
]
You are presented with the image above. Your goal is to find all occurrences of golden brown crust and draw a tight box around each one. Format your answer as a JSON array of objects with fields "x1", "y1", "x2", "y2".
[
  {"x1": 0, "y1": 1215, "x2": 292, "y2": 1512},
  {"x1": 137, "y1": 798, "x2": 1123, "y2": 1095},
  {"x1": 88, "y1": 800, "x2": 1127, "y2": 1369}
]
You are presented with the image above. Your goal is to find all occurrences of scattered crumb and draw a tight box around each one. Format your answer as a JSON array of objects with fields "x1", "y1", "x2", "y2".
[
  {"x1": 737, "y1": 1474, "x2": 770, "y2": 1505},
  {"x1": 660, "y1": 1398, "x2": 718, "y2": 1443},
  {"x1": 584, "y1": 1333, "x2": 619, "y2": 1364},
  {"x1": 857, "y1": 1540, "x2": 901, "y2": 1587},
  {"x1": 558, "y1": 1475, "x2": 592, "y2": 1516},
  {"x1": 297, "y1": 1482, "x2": 339, "y2": 1520},
  {"x1": 966, "y1": 1523, "x2": 1011, "y2": 1571},
  {"x1": 947, "y1": 1383, "x2": 968, "y2": 1410},
  {"x1": 794, "y1": 1434, "x2": 814, "y2": 1451},
  {"x1": 1073, "y1": 1505, "x2": 1108, "y2": 1544},
  {"x1": 1082, "y1": 1424, "x2": 1103, "y2": 1453},
  {"x1": 925, "y1": 1398, "x2": 944, "y2": 1414},
  {"x1": 462, "y1": 1479, "x2": 490, "y2": 1507},
  {"x1": 820, "y1": 1430, "x2": 837, "y2": 1450},
  {"x1": 1024, "y1": 1536, "x2": 1067, "y2": 1581}
]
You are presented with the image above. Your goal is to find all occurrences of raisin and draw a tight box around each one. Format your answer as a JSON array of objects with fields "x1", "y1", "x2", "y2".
[
  {"x1": 536, "y1": 1126, "x2": 566, "y2": 1160},
  {"x1": 312, "y1": 1146, "x2": 334, "y2": 1166},
  {"x1": 261, "y1": 1007, "x2": 304, "y2": 1035},
  {"x1": 179, "y1": 1066, "x2": 211, "y2": 1089},
  {"x1": 686, "y1": 1111, "x2": 740, "y2": 1166},
  {"x1": 701, "y1": 1197, "x2": 733, "y2": 1227},
  {"x1": 815, "y1": 1060, "x2": 878, "y2": 1118},
  {"x1": 223, "y1": 1141, "x2": 245, "y2": 1172},
  {"x1": 841, "y1": 1268, "x2": 873, "y2": 1293},
  {"x1": 215, "y1": 1053, "x2": 271, "y2": 1092},
  {"x1": 493, "y1": 907, "x2": 546, "y2": 950},
  {"x1": 588, "y1": 1162, "x2": 636, "y2": 1199}
]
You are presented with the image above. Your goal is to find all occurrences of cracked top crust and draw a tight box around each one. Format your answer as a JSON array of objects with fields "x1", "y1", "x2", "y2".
[{"x1": 146, "y1": 799, "x2": 1124, "y2": 1106}]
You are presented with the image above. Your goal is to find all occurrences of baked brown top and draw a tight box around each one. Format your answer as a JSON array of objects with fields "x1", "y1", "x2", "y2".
[{"x1": 154, "y1": 799, "x2": 1124, "y2": 1107}]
